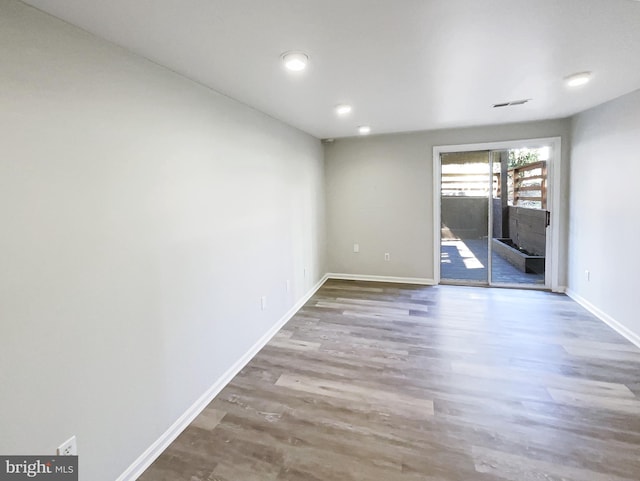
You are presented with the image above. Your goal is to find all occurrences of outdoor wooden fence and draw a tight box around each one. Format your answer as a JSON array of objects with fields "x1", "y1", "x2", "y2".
[{"x1": 442, "y1": 161, "x2": 546, "y2": 209}]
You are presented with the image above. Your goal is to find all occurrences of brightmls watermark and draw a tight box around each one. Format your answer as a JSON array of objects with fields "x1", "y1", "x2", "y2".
[{"x1": 0, "y1": 457, "x2": 77, "y2": 480}]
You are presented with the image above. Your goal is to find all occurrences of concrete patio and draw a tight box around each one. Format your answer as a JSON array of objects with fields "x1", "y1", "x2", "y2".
[{"x1": 441, "y1": 238, "x2": 545, "y2": 285}]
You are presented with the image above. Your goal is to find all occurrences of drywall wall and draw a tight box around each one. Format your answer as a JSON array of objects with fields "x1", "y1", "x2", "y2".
[
  {"x1": 325, "y1": 119, "x2": 570, "y2": 283},
  {"x1": 0, "y1": 2, "x2": 325, "y2": 480},
  {"x1": 568, "y1": 88, "x2": 640, "y2": 343}
]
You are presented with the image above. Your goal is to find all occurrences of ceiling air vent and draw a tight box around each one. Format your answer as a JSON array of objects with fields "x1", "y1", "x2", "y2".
[{"x1": 493, "y1": 99, "x2": 531, "y2": 108}]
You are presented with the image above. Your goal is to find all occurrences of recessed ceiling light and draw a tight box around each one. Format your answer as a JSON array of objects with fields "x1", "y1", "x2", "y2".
[
  {"x1": 358, "y1": 125, "x2": 371, "y2": 135},
  {"x1": 565, "y1": 71, "x2": 591, "y2": 87},
  {"x1": 335, "y1": 104, "x2": 352, "y2": 116},
  {"x1": 282, "y1": 52, "x2": 308, "y2": 71}
]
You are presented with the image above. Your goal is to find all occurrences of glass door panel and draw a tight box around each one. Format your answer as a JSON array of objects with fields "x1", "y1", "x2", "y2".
[
  {"x1": 490, "y1": 148, "x2": 548, "y2": 286},
  {"x1": 440, "y1": 151, "x2": 490, "y2": 284}
]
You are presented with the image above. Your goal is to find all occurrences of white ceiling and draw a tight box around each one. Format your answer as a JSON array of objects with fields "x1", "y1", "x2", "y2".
[{"x1": 21, "y1": 0, "x2": 640, "y2": 139}]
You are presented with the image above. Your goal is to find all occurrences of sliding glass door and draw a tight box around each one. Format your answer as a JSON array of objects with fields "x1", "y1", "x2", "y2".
[{"x1": 439, "y1": 146, "x2": 550, "y2": 288}]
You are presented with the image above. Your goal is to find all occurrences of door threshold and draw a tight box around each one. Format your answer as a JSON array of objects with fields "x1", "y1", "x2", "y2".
[
  {"x1": 439, "y1": 280, "x2": 488, "y2": 287},
  {"x1": 439, "y1": 280, "x2": 550, "y2": 291}
]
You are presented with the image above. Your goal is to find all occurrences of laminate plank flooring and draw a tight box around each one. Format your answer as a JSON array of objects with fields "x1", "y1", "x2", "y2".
[{"x1": 138, "y1": 280, "x2": 640, "y2": 481}]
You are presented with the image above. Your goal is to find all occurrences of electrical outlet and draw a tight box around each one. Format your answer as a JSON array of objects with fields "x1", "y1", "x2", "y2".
[
  {"x1": 261, "y1": 296, "x2": 267, "y2": 311},
  {"x1": 353, "y1": 243, "x2": 360, "y2": 253},
  {"x1": 285, "y1": 280, "x2": 290, "y2": 292},
  {"x1": 585, "y1": 270, "x2": 590, "y2": 281},
  {"x1": 57, "y1": 436, "x2": 77, "y2": 456},
  {"x1": 384, "y1": 253, "x2": 390, "y2": 261}
]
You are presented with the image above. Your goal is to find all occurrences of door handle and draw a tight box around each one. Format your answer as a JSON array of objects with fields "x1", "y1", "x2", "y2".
[{"x1": 545, "y1": 211, "x2": 550, "y2": 227}]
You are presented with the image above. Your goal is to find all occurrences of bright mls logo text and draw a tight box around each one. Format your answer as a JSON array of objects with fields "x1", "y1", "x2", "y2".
[
  {"x1": 0, "y1": 456, "x2": 77, "y2": 480},
  {"x1": 5, "y1": 459, "x2": 54, "y2": 477}
]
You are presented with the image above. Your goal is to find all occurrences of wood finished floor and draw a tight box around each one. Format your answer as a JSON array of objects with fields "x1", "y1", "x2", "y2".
[{"x1": 139, "y1": 280, "x2": 640, "y2": 481}]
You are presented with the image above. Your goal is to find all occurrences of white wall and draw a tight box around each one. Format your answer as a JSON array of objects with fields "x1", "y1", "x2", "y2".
[
  {"x1": 325, "y1": 120, "x2": 570, "y2": 283},
  {"x1": 568, "y1": 88, "x2": 640, "y2": 343},
  {"x1": 0, "y1": 2, "x2": 325, "y2": 480}
]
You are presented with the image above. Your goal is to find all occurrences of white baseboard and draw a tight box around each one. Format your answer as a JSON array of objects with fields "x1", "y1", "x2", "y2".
[
  {"x1": 327, "y1": 273, "x2": 436, "y2": 285},
  {"x1": 566, "y1": 289, "x2": 640, "y2": 350},
  {"x1": 116, "y1": 273, "x2": 329, "y2": 481}
]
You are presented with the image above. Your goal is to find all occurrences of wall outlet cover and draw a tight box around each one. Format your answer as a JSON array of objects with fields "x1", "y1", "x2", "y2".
[{"x1": 57, "y1": 436, "x2": 77, "y2": 456}]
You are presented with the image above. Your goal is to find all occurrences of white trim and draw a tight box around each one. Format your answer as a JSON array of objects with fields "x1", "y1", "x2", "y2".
[
  {"x1": 487, "y1": 152, "x2": 495, "y2": 284},
  {"x1": 116, "y1": 273, "x2": 329, "y2": 481},
  {"x1": 432, "y1": 137, "x2": 562, "y2": 291},
  {"x1": 327, "y1": 273, "x2": 436, "y2": 285},
  {"x1": 432, "y1": 148, "x2": 442, "y2": 284},
  {"x1": 548, "y1": 138, "x2": 562, "y2": 292},
  {"x1": 566, "y1": 289, "x2": 640, "y2": 349}
]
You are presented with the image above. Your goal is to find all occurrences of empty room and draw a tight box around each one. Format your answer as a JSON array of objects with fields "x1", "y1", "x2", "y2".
[{"x1": 2, "y1": 1, "x2": 640, "y2": 480}]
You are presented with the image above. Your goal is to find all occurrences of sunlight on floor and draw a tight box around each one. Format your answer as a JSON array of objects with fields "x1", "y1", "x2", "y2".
[{"x1": 443, "y1": 240, "x2": 484, "y2": 269}]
